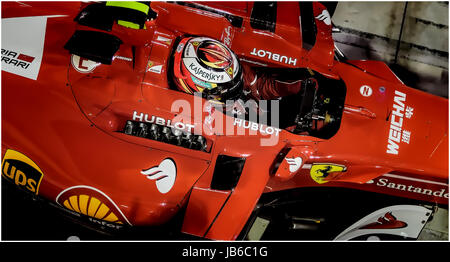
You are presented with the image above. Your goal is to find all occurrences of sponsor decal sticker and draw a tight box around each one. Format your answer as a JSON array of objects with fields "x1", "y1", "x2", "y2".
[
  {"x1": 310, "y1": 163, "x2": 347, "y2": 184},
  {"x1": 386, "y1": 90, "x2": 414, "y2": 155},
  {"x1": 113, "y1": 55, "x2": 133, "y2": 62},
  {"x1": 156, "y1": 35, "x2": 172, "y2": 45},
  {"x1": 2, "y1": 149, "x2": 44, "y2": 195},
  {"x1": 221, "y1": 26, "x2": 233, "y2": 47},
  {"x1": 177, "y1": 42, "x2": 185, "y2": 53},
  {"x1": 359, "y1": 85, "x2": 373, "y2": 97},
  {"x1": 132, "y1": 111, "x2": 195, "y2": 133},
  {"x1": 275, "y1": 148, "x2": 305, "y2": 181},
  {"x1": 233, "y1": 118, "x2": 282, "y2": 136},
  {"x1": 146, "y1": 61, "x2": 163, "y2": 74},
  {"x1": 315, "y1": 9, "x2": 332, "y2": 26},
  {"x1": 1, "y1": 49, "x2": 36, "y2": 71},
  {"x1": 367, "y1": 175, "x2": 449, "y2": 199},
  {"x1": 71, "y1": 54, "x2": 100, "y2": 73},
  {"x1": 141, "y1": 158, "x2": 177, "y2": 194},
  {"x1": 1, "y1": 16, "x2": 49, "y2": 80},
  {"x1": 285, "y1": 157, "x2": 303, "y2": 173},
  {"x1": 56, "y1": 185, "x2": 131, "y2": 228},
  {"x1": 186, "y1": 60, "x2": 226, "y2": 82},
  {"x1": 250, "y1": 48, "x2": 297, "y2": 66},
  {"x1": 191, "y1": 75, "x2": 215, "y2": 89}
]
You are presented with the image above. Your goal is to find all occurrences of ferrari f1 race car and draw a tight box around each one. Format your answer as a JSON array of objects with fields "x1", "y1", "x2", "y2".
[{"x1": 1, "y1": 1, "x2": 448, "y2": 241}]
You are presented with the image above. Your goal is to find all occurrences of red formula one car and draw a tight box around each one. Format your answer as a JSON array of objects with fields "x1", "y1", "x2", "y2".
[{"x1": 1, "y1": 1, "x2": 448, "y2": 241}]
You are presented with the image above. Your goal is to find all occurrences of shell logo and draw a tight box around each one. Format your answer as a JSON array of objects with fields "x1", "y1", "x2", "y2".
[{"x1": 56, "y1": 186, "x2": 131, "y2": 226}]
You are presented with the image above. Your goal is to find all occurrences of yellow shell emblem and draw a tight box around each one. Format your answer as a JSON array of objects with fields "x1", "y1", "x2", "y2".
[
  {"x1": 62, "y1": 194, "x2": 123, "y2": 224},
  {"x1": 56, "y1": 186, "x2": 131, "y2": 225}
]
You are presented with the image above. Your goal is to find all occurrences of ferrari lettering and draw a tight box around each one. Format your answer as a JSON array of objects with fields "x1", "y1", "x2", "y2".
[
  {"x1": 387, "y1": 90, "x2": 407, "y2": 155},
  {"x1": 250, "y1": 48, "x2": 297, "y2": 66},
  {"x1": 133, "y1": 111, "x2": 195, "y2": 133},
  {"x1": 1, "y1": 48, "x2": 34, "y2": 69},
  {"x1": 377, "y1": 178, "x2": 449, "y2": 198},
  {"x1": 222, "y1": 26, "x2": 232, "y2": 47}
]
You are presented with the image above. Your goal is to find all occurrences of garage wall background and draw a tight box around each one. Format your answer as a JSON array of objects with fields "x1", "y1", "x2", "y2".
[{"x1": 331, "y1": 1, "x2": 449, "y2": 98}]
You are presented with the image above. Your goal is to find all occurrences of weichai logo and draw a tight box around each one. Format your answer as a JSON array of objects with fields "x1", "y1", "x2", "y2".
[
  {"x1": 1, "y1": 48, "x2": 35, "y2": 69},
  {"x1": 1, "y1": 149, "x2": 44, "y2": 195}
]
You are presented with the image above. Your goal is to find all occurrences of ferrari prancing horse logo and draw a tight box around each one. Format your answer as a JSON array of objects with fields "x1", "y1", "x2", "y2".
[{"x1": 310, "y1": 163, "x2": 347, "y2": 184}]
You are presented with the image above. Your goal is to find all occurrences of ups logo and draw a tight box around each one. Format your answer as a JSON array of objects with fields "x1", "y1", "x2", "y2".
[{"x1": 2, "y1": 149, "x2": 44, "y2": 194}]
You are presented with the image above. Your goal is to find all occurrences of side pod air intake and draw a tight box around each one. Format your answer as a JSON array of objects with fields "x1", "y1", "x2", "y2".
[{"x1": 210, "y1": 155, "x2": 246, "y2": 190}]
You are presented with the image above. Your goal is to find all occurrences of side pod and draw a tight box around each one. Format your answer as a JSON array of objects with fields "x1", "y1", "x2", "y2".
[{"x1": 182, "y1": 154, "x2": 276, "y2": 240}]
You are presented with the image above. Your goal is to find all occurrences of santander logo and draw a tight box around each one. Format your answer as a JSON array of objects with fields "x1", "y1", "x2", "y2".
[{"x1": 141, "y1": 158, "x2": 177, "y2": 194}]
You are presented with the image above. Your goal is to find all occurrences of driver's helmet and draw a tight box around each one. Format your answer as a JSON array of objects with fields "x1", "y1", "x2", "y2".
[{"x1": 173, "y1": 36, "x2": 243, "y2": 102}]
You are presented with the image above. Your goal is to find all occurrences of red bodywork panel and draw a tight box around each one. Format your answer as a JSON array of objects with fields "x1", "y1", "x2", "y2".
[{"x1": 1, "y1": 1, "x2": 448, "y2": 240}]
